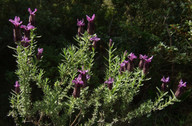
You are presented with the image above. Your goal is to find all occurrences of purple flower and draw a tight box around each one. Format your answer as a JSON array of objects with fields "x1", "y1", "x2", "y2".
[
  {"x1": 14, "y1": 81, "x2": 20, "y2": 94},
  {"x1": 120, "y1": 62, "x2": 126, "y2": 74},
  {"x1": 86, "y1": 14, "x2": 95, "y2": 22},
  {"x1": 37, "y1": 48, "x2": 43, "y2": 60},
  {"x1": 105, "y1": 77, "x2": 114, "y2": 90},
  {"x1": 78, "y1": 67, "x2": 90, "y2": 88},
  {"x1": 90, "y1": 35, "x2": 100, "y2": 49},
  {"x1": 138, "y1": 54, "x2": 148, "y2": 69},
  {"x1": 9, "y1": 16, "x2": 23, "y2": 27},
  {"x1": 127, "y1": 53, "x2": 137, "y2": 72},
  {"x1": 20, "y1": 23, "x2": 35, "y2": 31},
  {"x1": 161, "y1": 76, "x2": 170, "y2": 83},
  {"x1": 145, "y1": 56, "x2": 153, "y2": 63},
  {"x1": 139, "y1": 54, "x2": 148, "y2": 60},
  {"x1": 28, "y1": 8, "x2": 37, "y2": 15},
  {"x1": 21, "y1": 36, "x2": 30, "y2": 42},
  {"x1": 161, "y1": 76, "x2": 169, "y2": 91},
  {"x1": 77, "y1": 19, "x2": 85, "y2": 36},
  {"x1": 72, "y1": 75, "x2": 84, "y2": 85},
  {"x1": 128, "y1": 53, "x2": 137, "y2": 61},
  {"x1": 175, "y1": 80, "x2": 187, "y2": 98},
  {"x1": 72, "y1": 75, "x2": 84, "y2": 98},
  {"x1": 21, "y1": 36, "x2": 30, "y2": 47},
  {"x1": 77, "y1": 19, "x2": 85, "y2": 26},
  {"x1": 28, "y1": 8, "x2": 37, "y2": 26},
  {"x1": 9, "y1": 16, "x2": 22, "y2": 42},
  {"x1": 143, "y1": 56, "x2": 153, "y2": 74},
  {"x1": 20, "y1": 23, "x2": 35, "y2": 38},
  {"x1": 90, "y1": 35, "x2": 101, "y2": 41},
  {"x1": 178, "y1": 80, "x2": 187, "y2": 88},
  {"x1": 86, "y1": 14, "x2": 95, "y2": 35}
]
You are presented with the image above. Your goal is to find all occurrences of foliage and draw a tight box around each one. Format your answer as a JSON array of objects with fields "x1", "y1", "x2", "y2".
[
  {"x1": 8, "y1": 25, "x2": 180, "y2": 125},
  {"x1": 1, "y1": 0, "x2": 191, "y2": 125}
]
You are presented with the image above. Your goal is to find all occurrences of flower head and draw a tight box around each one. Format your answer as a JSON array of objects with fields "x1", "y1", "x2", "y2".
[
  {"x1": 128, "y1": 52, "x2": 137, "y2": 61},
  {"x1": 78, "y1": 67, "x2": 88, "y2": 75},
  {"x1": 72, "y1": 75, "x2": 84, "y2": 86},
  {"x1": 90, "y1": 35, "x2": 100, "y2": 42},
  {"x1": 21, "y1": 36, "x2": 30, "y2": 47},
  {"x1": 139, "y1": 54, "x2": 148, "y2": 69},
  {"x1": 120, "y1": 61, "x2": 127, "y2": 74},
  {"x1": 86, "y1": 14, "x2": 95, "y2": 22},
  {"x1": 161, "y1": 76, "x2": 170, "y2": 83},
  {"x1": 139, "y1": 54, "x2": 148, "y2": 60},
  {"x1": 21, "y1": 36, "x2": 31, "y2": 43},
  {"x1": 14, "y1": 81, "x2": 20, "y2": 87},
  {"x1": 38, "y1": 48, "x2": 43, "y2": 54},
  {"x1": 37, "y1": 48, "x2": 43, "y2": 60},
  {"x1": 9, "y1": 16, "x2": 23, "y2": 27},
  {"x1": 145, "y1": 56, "x2": 153, "y2": 63},
  {"x1": 14, "y1": 81, "x2": 20, "y2": 94},
  {"x1": 77, "y1": 19, "x2": 85, "y2": 26},
  {"x1": 105, "y1": 77, "x2": 114, "y2": 90},
  {"x1": 178, "y1": 80, "x2": 187, "y2": 88},
  {"x1": 72, "y1": 75, "x2": 84, "y2": 98},
  {"x1": 28, "y1": 8, "x2": 37, "y2": 15},
  {"x1": 105, "y1": 77, "x2": 114, "y2": 84},
  {"x1": 78, "y1": 67, "x2": 90, "y2": 88},
  {"x1": 20, "y1": 23, "x2": 35, "y2": 31},
  {"x1": 120, "y1": 62, "x2": 126, "y2": 68},
  {"x1": 175, "y1": 79, "x2": 187, "y2": 97}
]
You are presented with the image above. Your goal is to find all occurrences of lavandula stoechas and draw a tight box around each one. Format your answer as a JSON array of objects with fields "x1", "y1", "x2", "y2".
[
  {"x1": 104, "y1": 77, "x2": 114, "y2": 90},
  {"x1": 175, "y1": 80, "x2": 187, "y2": 98},
  {"x1": 28, "y1": 8, "x2": 37, "y2": 26},
  {"x1": 86, "y1": 14, "x2": 95, "y2": 35},
  {"x1": 161, "y1": 76, "x2": 169, "y2": 91},
  {"x1": 9, "y1": 16, "x2": 23, "y2": 42},
  {"x1": 77, "y1": 19, "x2": 85, "y2": 36}
]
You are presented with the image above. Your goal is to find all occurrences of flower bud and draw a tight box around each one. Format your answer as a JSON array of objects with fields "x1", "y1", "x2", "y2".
[
  {"x1": 175, "y1": 80, "x2": 186, "y2": 98},
  {"x1": 86, "y1": 14, "x2": 95, "y2": 35},
  {"x1": 28, "y1": 8, "x2": 37, "y2": 26},
  {"x1": 14, "y1": 81, "x2": 20, "y2": 94},
  {"x1": 77, "y1": 19, "x2": 85, "y2": 36},
  {"x1": 104, "y1": 77, "x2": 114, "y2": 90},
  {"x1": 109, "y1": 39, "x2": 112, "y2": 47}
]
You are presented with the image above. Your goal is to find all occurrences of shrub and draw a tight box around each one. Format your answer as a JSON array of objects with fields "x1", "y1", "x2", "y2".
[{"x1": 8, "y1": 9, "x2": 185, "y2": 126}]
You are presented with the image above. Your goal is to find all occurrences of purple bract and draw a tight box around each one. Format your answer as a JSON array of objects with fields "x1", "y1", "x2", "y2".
[
  {"x1": 77, "y1": 19, "x2": 85, "y2": 26},
  {"x1": 20, "y1": 23, "x2": 35, "y2": 31},
  {"x1": 128, "y1": 52, "x2": 137, "y2": 61},
  {"x1": 105, "y1": 77, "x2": 114, "y2": 84},
  {"x1": 90, "y1": 35, "x2": 100, "y2": 42},
  {"x1": 14, "y1": 81, "x2": 20, "y2": 94},
  {"x1": 37, "y1": 48, "x2": 43, "y2": 60},
  {"x1": 21, "y1": 36, "x2": 31, "y2": 43},
  {"x1": 105, "y1": 77, "x2": 114, "y2": 90},
  {"x1": 86, "y1": 14, "x2": 95, "y2": 22},
  {"x1": 9, "y1": 16, "x2": 23, "y2": 27},
  {"x1": 145, "y1": 56, "x2": 153, "y2": 63},
  {"x1": 139, "y1": 54, "x2": 148, "y2": 60},
  {"x1": 178, "y1": 80, "x2": 187, "y2": 88},
  {"x1": 72, "y1": 75, "x2": 84, "y2": 85},
  {"x1": 161, "y1": 76, "x2": 170, "y2": 83},
  {"x1": 14, "y1": 81, "x2": 20, "y2": 87},
  {"x1": 28, "y1": 8, "x2": 37, "y2": 15}
]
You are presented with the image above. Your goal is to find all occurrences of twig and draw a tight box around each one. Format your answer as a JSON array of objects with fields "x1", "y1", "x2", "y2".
[{"x1": 70, "y1": 109, "x2": 82, "y2": 126}]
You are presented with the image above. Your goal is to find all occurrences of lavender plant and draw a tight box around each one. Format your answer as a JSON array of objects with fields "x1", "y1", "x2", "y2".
[{"x1": 8, "y1": 9, "x2": 186, "y2": 126}]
